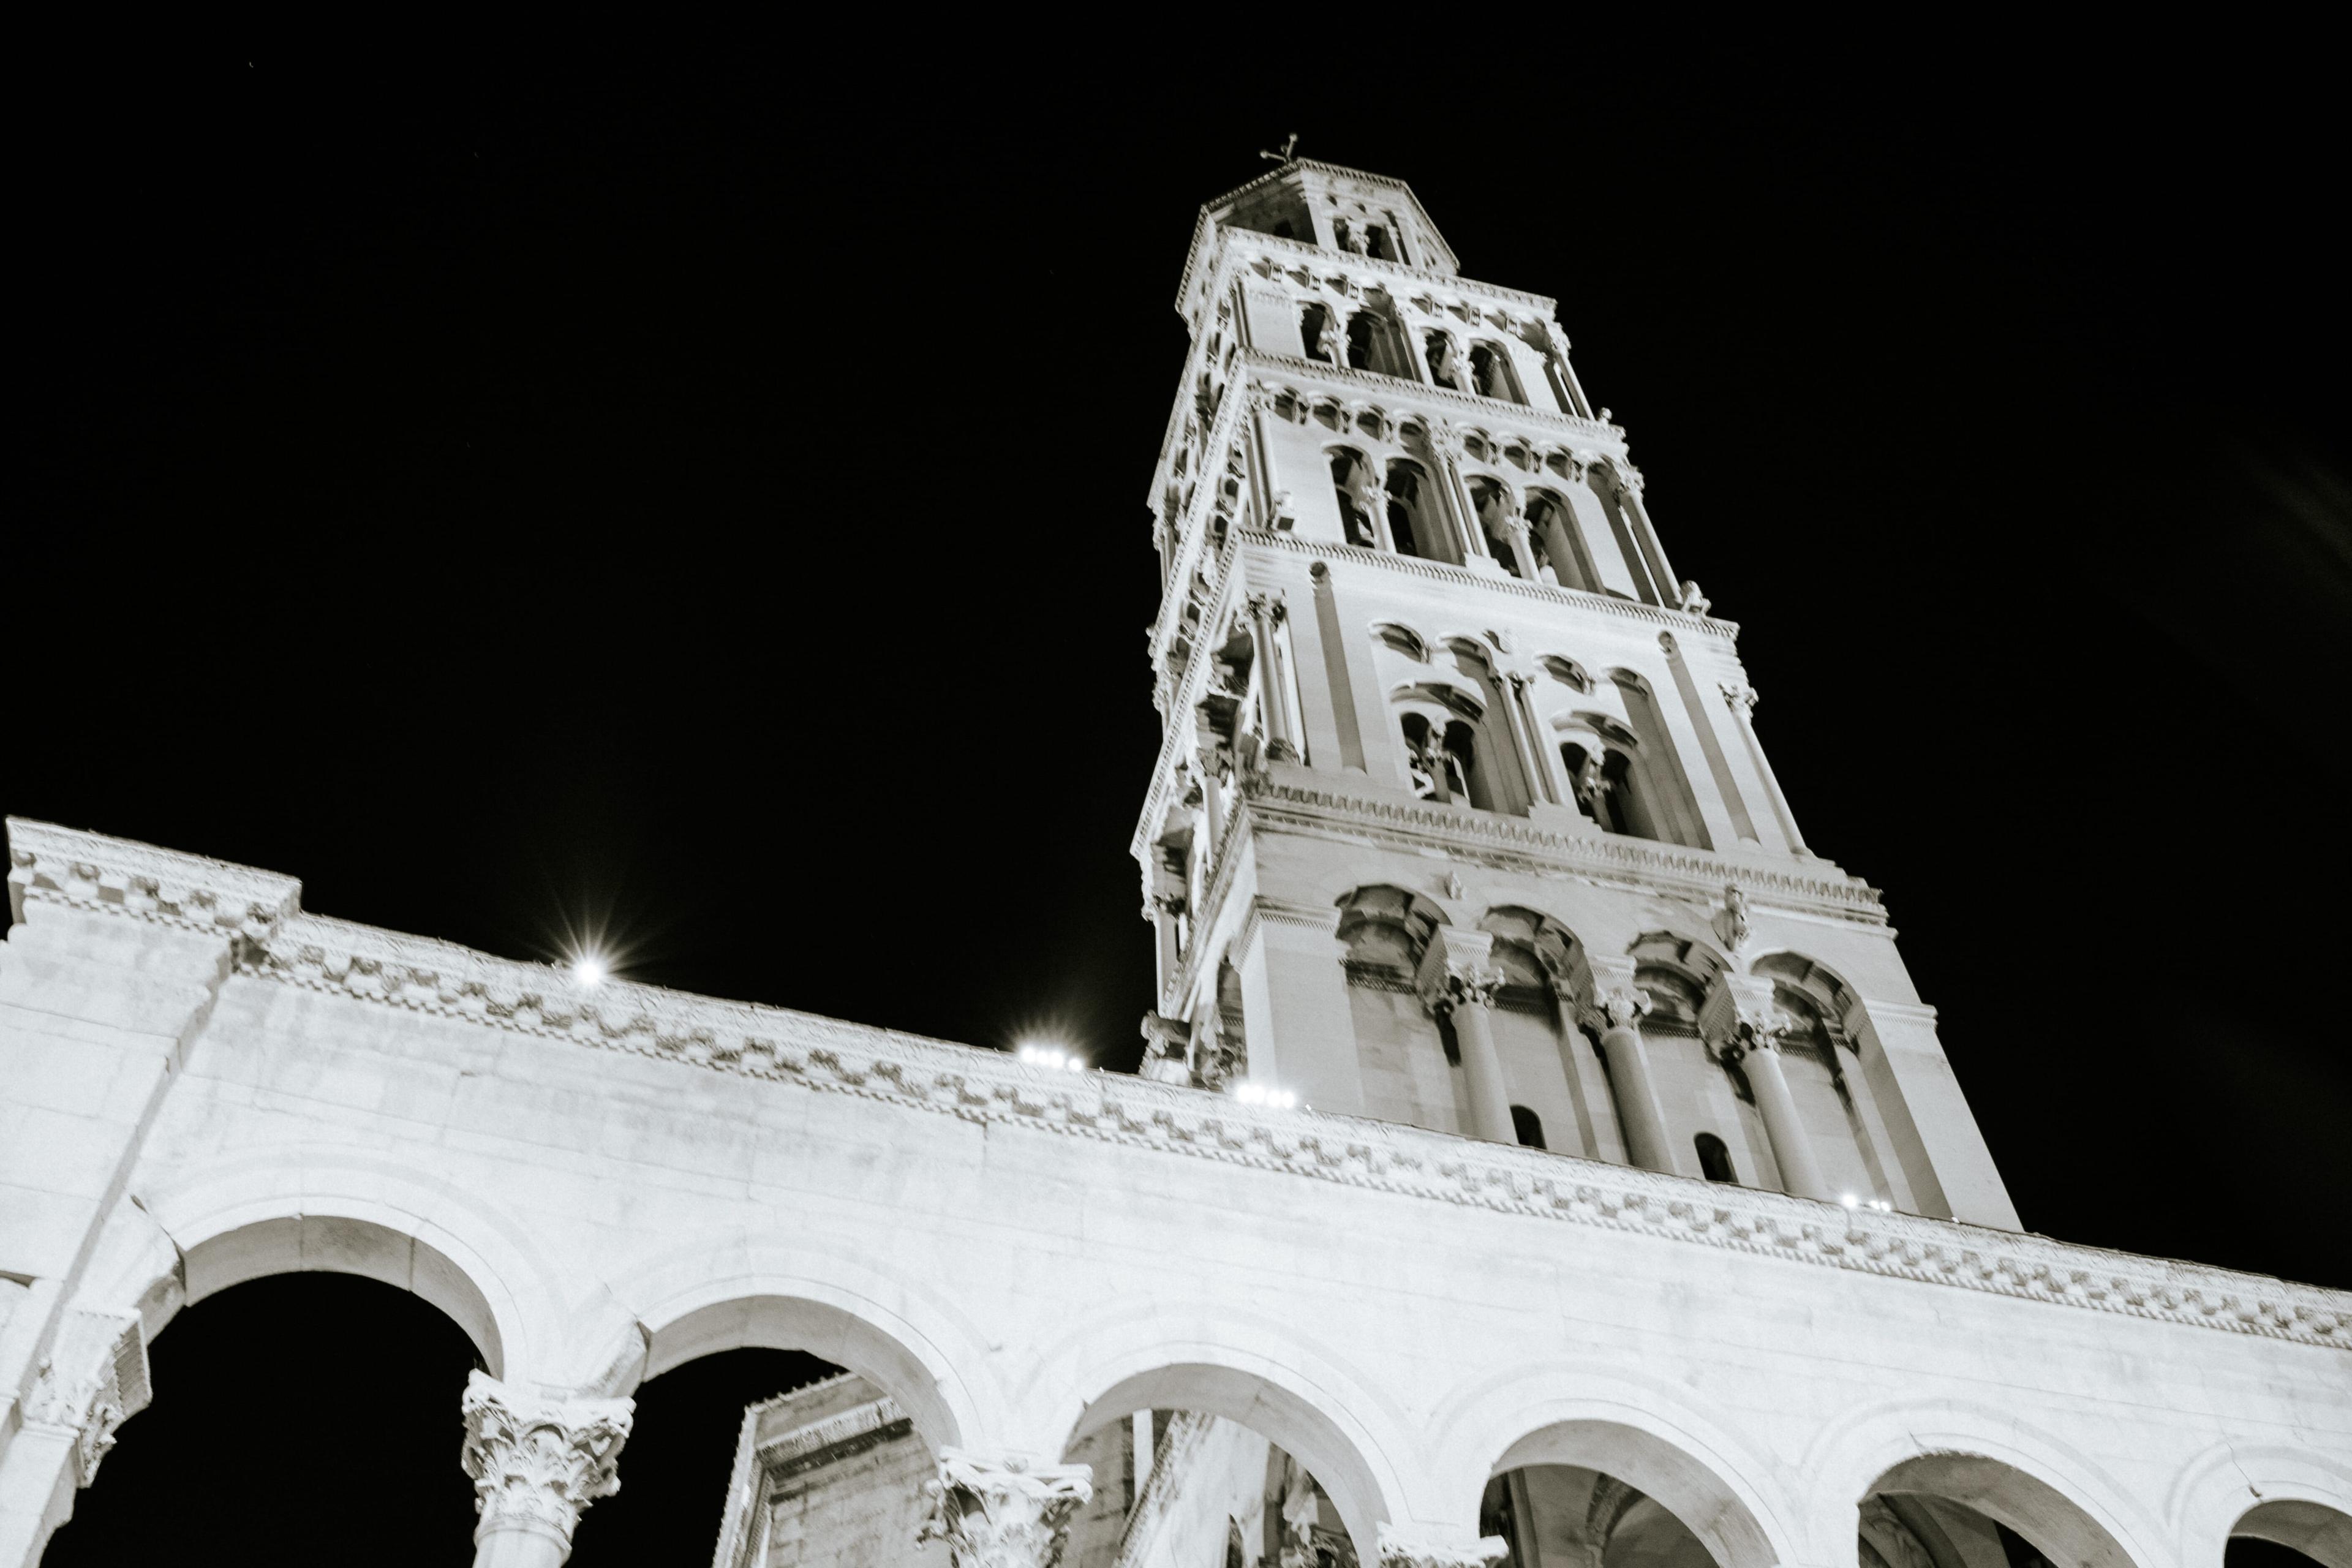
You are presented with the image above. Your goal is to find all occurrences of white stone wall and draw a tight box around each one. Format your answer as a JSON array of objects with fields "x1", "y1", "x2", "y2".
[{"x1": 4, "y1": 822, "x2": 2348, "y2": 1568}]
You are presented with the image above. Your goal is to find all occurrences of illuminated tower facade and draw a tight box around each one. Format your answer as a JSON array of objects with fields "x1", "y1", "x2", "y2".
[{"x1": 1134, "y1": 160, "x2": 2016, "y2": 1228}]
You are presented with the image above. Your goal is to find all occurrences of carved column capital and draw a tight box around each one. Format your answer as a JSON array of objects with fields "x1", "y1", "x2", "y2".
[
  {"x1": 1698, "y1": 970, "x2": 1787, "y2": 1061},
  {"x1": 22, "y1": 1308, "x2": 149, "y2": 1490},
  {"x1": 460, "y1": 1371, "x2": 635, "y2": 1553},
  {"x1": 1377, "y1": 1524, "x2": 1510, "y2": 1567},
  {"x1": 1245, "y1": 589, "x2": 1288, "y2": 625},
  {"x1": 918, "y1": 1448, "x2": 1094, "y2": 1567},
  {"x1": 1416, "y1": 926, "x2": 1504, "y2": 1016},
  {"x1": 1719, "y1": 681, "x2": 1758, "y2": 717}
]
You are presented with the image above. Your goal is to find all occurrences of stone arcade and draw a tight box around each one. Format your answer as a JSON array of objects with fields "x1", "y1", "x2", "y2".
[{"x1": 3, "y1": 162, "x2": 2347, "y2": 1568}]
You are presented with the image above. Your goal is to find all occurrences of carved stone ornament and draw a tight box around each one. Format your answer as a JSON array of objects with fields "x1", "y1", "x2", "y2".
[
  {"x1": 1590, "y1": 985, "x2": 1653, "y2": 1034},
  {"x1": 1715, "y1": 882, "x2": 1752, "y2": 956},
  {"x1": 1438, "y1": 960, "x2": 1506, "y2": 1013},
  {"x1": 22, "y1": 1308, "x2": 150, "y2": 1489},
  {"x1": 459, "y1": 1371, "x2": 635, "y2": 1549},
  {"x1": 1376, "y1": 1525, "x2": 1509, "y2": 1567},
  {"x1": 917, "y1": 1447, "x2": 1093, "y2": 1567},
  {"x1": 1720, "y1": 682, "x2": 1758, "y2": 718}
]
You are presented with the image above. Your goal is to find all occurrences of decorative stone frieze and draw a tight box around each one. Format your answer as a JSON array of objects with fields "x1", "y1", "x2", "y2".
[
  {"x1": 459, "y1": 1372, "x2": 634, "y2": 1553},
  {"x1": 15, "y1": 821, "x2": 2351, "y2": 1351},
  {"x1": 1375, "y1": 1524, "x2": 1509, "y2": 1567},
  {"x1": 20, "y1": 1308, "x2": 149, "y2": 1489},
  {"x1": 7, "y1": 818, "x2": 300, "y2": 937},
  {"x1": 916, "y1": 1448, "x2": 1092, "y2": 1568}
]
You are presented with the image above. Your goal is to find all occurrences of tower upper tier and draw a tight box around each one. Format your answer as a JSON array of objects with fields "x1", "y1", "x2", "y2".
[{"x1": 1176, "y1": 162, "x2": 1460, "y2": 331}]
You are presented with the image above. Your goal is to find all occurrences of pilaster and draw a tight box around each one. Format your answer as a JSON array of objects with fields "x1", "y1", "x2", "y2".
[{"x1": 1233, "y1": 900, "x2": 1365, "y2": 1115}]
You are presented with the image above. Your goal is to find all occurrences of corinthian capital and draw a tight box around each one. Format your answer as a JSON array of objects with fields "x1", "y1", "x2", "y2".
[
  {"x1": 918, "y1": 1448, "x2": 1093, "y2": 1567},
  {"x1": 1245, "y1": 590, "x2": 1288, "y2": 625},
  {"x1": 1378, "y1": 1524, "x2": 1509, "y2": 1567},
  {"x1": 1719, "y1": 681, "x2": 1758, "y2": 717},
  {"x1": 460, "y1": 1371, "x2": 634, "y2": 1553},
  {"x1": 1698, "y1": 971, "x2": 1787, "y2": 1061},
  {"x1": 1424, "y1": 960, "x2": 1505, "y2": 1015},
  {"x1": 1583, "y1": 985, "x2": 1652, "y2": 1034}
]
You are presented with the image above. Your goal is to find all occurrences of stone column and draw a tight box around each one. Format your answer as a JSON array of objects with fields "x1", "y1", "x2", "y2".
[
  {"x1": 1192, "y1": 720, "x2": 1227, "y2": 859},
  {"x1": 1417, "y1": 929, "x2": 1514, "y2": 1144},
  {"x1": 1700, "y1": 974, "x2": 1834, "y2": 1203},
  {"x1": 1506, "y1": 670, "x2": 1570, "y2": 807},
  {"x1": 1378, "y1": 1523, "x2": 1509, "y2": 1566},
  {"x1": 1496, "y1": 514, "x2": 1542, "y2": 582},
  {"x1": 1246, "y1": 592, "x2": 1300, "y2": 764},
  {"x1": 918, "y1": 1448, "x2": 1093, "y2": 1567},
  {"x1": 1147, "y1": 894, "x2": 1184, "y2": 996},
  {"x1": 1569, "y1": 954, "x2": 1673, "y2": 1175},
  {"x1": 1720, "y1": 683, "x2": 1809, "y2": 854},
  {"x1": 461, "y1": 1372, "x2": 635, "y2": 1568}
]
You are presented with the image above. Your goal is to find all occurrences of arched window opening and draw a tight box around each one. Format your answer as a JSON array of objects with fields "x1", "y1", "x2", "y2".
[
  {"x1": 1425, "y1": 331, "x2": 1465, "y2": 390},
  {"x1": 1470, "y1": 341, "x2": 1527, "y2": 404},
  {"x1": 1329, "y1": 449, "x2": 1378, "y2": 549},
  {"x1": 1301, "y1": 303, "x2": 1336, "y2": 365},
  {"x1": 1512, "y1": 1105, "x2": 1548, "y2": 1149},
  {"x1": 1346, "y1": 309, "x2": 1404, "y2": 377},
  {"x1": 1273, "y1": 219, "x2": 1295, "y2": 239},
  {"x1": 1385, "y1": 461, "x2": 1432, "y2": 559},
  {"x1": 1695, "y1": 1133, "x2": 1737, "y2": 1183},
  {"x1": 1471, "y1": 477, "x2": 1523, "y2": 577},
  {"x1": 1400, "y1": 710, "x2": 1482, "y2": 807},
  {"x1": 1526, "y1": 491, "x2": 1597, "y2": 592},
  {"x1": 1226, "y1": 1518, "x2": 1247, "y2": 1568},
  {"x1": 1560, "y1": 737, "x2": 1653, "y2": 839},
  {"x1": 1365, "y1": 224, "x2": 1395, "y2": 261},
  {"x1": 1441, "y1": 718, "x2": 1481, "y2": 806},
  {"x1": 1602, "y1": 748, "x2": 1662, "y2": 841}
]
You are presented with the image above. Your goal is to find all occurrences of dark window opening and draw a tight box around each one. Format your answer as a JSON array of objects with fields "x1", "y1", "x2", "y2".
[
  {"x1": 1301, "y1": 304, "x2": 1335, "y2": 364},
  {"x1": 1511, "y1": 1106, "x2": 1547, "y2": 1149},
  {"x1": 1696, "y1": 1133, "x2": 1738, "y2": 1183}
]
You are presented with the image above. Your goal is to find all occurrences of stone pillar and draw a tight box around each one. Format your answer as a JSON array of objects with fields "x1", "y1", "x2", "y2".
[
  {"x1": 1246, "y1": 592, "x2": 1300, "y2": 764},
  {"x1": 1569, "y1": 953, "x2": 1673, "y2": 1174},
  {"x1": 0, "y1": 1307, "x2": 150, "y2": 1564},
  {"x1": 1496, "y1": 514, "x2": 1542, "y2": 582},
  {"x1": 1506, "y1": 670, "x2": 1571, "y2": 808},
  {"x1": 1700, "y1": 974, "x2": 1835, "y2": 1203},
  {"x1": 1378, "y1": 1523, "x2": 1509, "y2": 1566},
  {"x1": 918, "y1": 1449, "x2": 1093, "y2": 1567},
  {"x1": 461, "y1": 1372, "x2": 635, "y2": 1568},
  {"x1": 1720, "y1": 683, "x2": 1809, "y2": 854},
  {"x1": 1233, "y1": 900, "x2": 1366, "y2": 1115},
  {"x1": 1193, "y1": 720, "x2": 1227, "y2": 859},
  {"x1": 1417, "y1": 928, "x2": 1514, "y2": 1144},
  {"x1": 1147, "y1": 894, "x2": 1184, "y2": 997}
]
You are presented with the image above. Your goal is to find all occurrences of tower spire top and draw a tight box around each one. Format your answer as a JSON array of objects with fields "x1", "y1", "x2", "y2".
[{"x1": 1257, "y1": 132, "x2": 1299, "y2": 165}]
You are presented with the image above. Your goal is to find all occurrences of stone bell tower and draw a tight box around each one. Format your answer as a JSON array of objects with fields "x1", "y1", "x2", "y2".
[{"x1": 1133, "y1": 159, "x2": 2019, "y2": 1229}]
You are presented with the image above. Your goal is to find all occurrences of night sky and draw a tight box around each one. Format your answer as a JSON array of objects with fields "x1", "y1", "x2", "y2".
[{"x1": 18, "y1": 44, "x2": 2348, "y2": 1568}]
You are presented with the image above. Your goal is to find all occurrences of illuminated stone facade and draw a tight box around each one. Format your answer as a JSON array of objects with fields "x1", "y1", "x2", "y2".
[{"x1": 4, "y1": 165, "x2": 2349, "y2": 1568}]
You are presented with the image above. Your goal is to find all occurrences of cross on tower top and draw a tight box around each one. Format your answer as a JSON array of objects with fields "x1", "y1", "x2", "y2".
[{"x1": 1257, "y1": 133, "x2": 1298, "y2": 165}]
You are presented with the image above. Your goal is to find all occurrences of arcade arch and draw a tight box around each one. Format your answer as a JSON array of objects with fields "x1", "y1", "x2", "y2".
[{"x1": 1860, "y1": 1453, "x2": 2139, "y2": 1568}]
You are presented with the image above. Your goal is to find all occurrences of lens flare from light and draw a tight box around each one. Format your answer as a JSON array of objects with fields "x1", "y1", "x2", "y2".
[{"x1": 572, "y1": 952, "x2": 612, "y2": 987}]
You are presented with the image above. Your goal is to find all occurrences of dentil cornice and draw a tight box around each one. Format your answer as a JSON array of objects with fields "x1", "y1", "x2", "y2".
[
  {"x1": 7, "y1": 817, "x2": 301, "y2": 937},
  {"x1": 16, "y1": 819, "x2": 2347, "y2": 1352}
]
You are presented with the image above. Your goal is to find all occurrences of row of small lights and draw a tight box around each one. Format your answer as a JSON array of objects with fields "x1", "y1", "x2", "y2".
[{"x1": 1842, "y1": 1194, "x2": 1894, "y2": 1212}]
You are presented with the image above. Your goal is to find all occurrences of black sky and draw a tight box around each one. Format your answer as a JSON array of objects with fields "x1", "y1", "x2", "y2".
[{"x1": 18, "y1": 42, "x2": 2349, "y2": 1567}]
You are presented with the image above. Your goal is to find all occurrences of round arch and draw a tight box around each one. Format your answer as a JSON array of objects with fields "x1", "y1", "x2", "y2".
[
  {"x1": 2170, "y1": 1440, "x2": 2352, "y2": 1568},
  {"x1": 1868, "y1": 1453, "x2": 2139, "y2": 1568},
  {"x1": 1808, "y1": 1402, "x2": 2161, "y2": 1568},
  {"x1": 119, "y1": 1145, "x2": 563, "y2": 1380},
  {"x1": 605, "y1": 1234, "x2": 1005, "y2": 1458},
  {"x1": 1033, "y1": 1320, "x2": 1418, "y2": 1563},
  {"x1": 1427, "y1": 1365, "x2": 1796, "y2": 1568}
]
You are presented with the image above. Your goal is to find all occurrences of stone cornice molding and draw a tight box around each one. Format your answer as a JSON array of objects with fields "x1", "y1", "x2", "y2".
[
  {"x1": 1253, "y1": 533, "x2": 1740, "y2": 644},
  {"x1": 7, "y1": 817, "x2": 301, "y2": 937},
  {"x1": 23, "y1": 821, "x2": 2346, "y2": 1351},
  {"x1": 1240, "y1": 776, "x2": 1885, "y2": 922},
  {"x1": 755, "y1": 1393, "x2": 909, "y2": 1469},
  {"x1": 1242, "y1": 350, "x2": 1619, "y2": 450},
  {"x1": 1234, "y1": 895, "x2": 1342, "y2": 959},
  {"x1": 460, "y1": 1371, "x2": 634, "y2": 1550}
]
